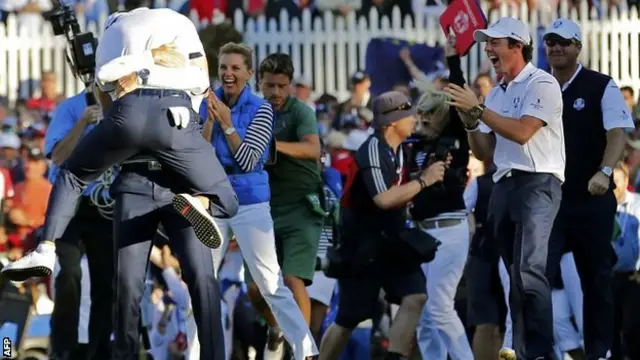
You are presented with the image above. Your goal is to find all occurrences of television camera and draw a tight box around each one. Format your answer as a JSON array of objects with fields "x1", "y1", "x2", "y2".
[{"x1": 43, "y1": 0, "x2": 98, "y2": 105}]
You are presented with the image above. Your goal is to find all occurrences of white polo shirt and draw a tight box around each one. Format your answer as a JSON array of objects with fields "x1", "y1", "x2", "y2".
[
  {"x1": 95, "y1": 8, "x2": 208, "y2": 108},
  {"x1": 480, "y1": 63, "x2": 566, "y2": 183}
]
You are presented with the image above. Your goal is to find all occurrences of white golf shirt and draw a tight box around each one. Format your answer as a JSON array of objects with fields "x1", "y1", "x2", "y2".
[
  {"x1": 95, "y1": 8, "x2": 208, "y2": 109},
  {"x1": 480, "y1": 63, "x2": 566, "y2": 183}
]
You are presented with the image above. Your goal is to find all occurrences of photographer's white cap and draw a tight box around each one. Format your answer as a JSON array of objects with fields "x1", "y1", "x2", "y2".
[
  {"x1": 474, "y1": 17, "x2": 532, "y2": 45},
  {"x1": 544, "y1": 18, "x2": 582, "y2": 42}
]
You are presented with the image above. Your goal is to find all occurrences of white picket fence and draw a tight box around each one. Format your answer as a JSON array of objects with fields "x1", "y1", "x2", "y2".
[{"x1": 1, "y1": 0, "x2": 640, "y2": 106}]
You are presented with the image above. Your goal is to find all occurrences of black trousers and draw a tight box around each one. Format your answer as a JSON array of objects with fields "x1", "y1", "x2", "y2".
[
  {"x1": 42, "y1": 88, "x2": 237, "y2": 243},
  {"x1": 611, "y1": 271, "x2": 640, "y2": 360},
  {"x1": 110, "y1": 168, "x2": 232, "y2": 360},
  {"x1": 547, "y1": 192, "x2": 617, "y2": 360},
  {"x1": 489, "y1": 172, "x2": 562, "y2": 360},
  {"x1": 50, "y1": 197, "x2": 113, "y2": 360}
]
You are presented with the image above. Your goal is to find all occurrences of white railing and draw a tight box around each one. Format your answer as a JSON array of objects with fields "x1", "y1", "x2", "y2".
[{"x1": 1, "y1": 0, "x2": 639, "y2": 106}]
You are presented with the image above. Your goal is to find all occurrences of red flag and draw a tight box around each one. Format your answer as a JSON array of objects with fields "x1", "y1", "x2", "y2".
[{"x1": 439, "y1": 0, "x2": 488, "y2": 56}]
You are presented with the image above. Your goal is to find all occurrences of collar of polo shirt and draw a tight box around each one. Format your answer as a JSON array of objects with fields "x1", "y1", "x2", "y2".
[{"x1": 498, "y1": 62, "x2": 537, "y2": 89}]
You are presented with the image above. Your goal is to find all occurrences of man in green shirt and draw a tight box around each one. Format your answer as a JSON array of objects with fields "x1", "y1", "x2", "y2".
[{"x1": 246, "y1": 52, "x2": 324, "y2": 359}]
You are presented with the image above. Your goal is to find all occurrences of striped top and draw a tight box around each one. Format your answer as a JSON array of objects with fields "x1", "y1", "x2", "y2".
[
  {"x1": 318, "y1": 184, "x2": 340, "y2": 258},
  {"x1": 232, "y1": 103, "x2": 275, "y2": 173}
]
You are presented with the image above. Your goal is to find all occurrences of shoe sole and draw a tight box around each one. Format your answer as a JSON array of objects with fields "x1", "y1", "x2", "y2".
[
  {"x1": 2, "y1": 266, "x2": 52, "y2": 282},
  {"x1": 172, "y1": 194, "x2": 222, "y2": 249}
]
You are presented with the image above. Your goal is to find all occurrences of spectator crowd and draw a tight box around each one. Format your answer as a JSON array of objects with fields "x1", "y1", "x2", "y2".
[{"x1": 3, "y1": 5, "x2": 640, "y2": 360}]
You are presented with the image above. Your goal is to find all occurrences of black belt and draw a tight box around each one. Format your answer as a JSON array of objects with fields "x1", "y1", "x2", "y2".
[
  {"x1": 498, "y1": 169, "x2": 535, "y2": 182},
  {"x1": 120, "y1": 160, "x2": 162, "y2": 172},
  {"x1": 133, "y1": 88, "x2": 190, "y2": 101}
]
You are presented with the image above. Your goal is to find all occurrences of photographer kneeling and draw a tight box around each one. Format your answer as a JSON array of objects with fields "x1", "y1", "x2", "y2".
[{"x1": 319, "y1": 91, "x2": 445, "y2": 360}]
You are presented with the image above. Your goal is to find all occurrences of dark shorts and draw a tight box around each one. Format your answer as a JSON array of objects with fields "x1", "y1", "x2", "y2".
[
  {"x1": 335, "y1": 269, "x2": 426, "y2": 329},
  {"x1": 465, "y1": 254, "x2": 508, "y2": 328}
]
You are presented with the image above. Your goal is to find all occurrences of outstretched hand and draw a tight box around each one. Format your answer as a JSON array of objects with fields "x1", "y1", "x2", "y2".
[{"x1": 444, "y1": 83, "x2": 481, "y2": 112}]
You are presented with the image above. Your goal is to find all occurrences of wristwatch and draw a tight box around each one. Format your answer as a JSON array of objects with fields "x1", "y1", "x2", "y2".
[
  {"x1": 468, "y1": 104, "x2": 486, "y2": 120},
  {"x1": 224, "y1": 126, "x2": 236, "y2": 136},
  {"x1": 599, "y1": 166, "x2": 613, "y2": 177}
]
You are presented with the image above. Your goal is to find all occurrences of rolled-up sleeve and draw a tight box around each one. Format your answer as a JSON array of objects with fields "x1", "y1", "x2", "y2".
[
  {"x1": 520, "y1": 79, "x2": 563, "y2": 126},
  {"x1": 44, "y1": 99, "x2": 78, "y2": 159},
  {"x1": 233, "y1": 103, "x2": 274, "y2": 172}
]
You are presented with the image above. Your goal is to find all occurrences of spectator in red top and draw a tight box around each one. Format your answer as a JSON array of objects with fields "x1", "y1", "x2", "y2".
[
  {"x1": 189, "y1": 0, "x2": 227, "y2": 21},
  {"x1": 25, "y1": 71, "x2": 61, "y2": 123},
  {"x1": 7, "y1": 148, "x2": 52, "y2": 250}
]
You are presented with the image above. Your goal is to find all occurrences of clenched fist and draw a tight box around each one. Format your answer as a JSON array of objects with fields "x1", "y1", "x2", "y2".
[{"x1": 80, "y1": 105, "x2": 102, "y2": 125}]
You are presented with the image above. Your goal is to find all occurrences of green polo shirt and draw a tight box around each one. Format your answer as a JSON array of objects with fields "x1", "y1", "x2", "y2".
[{"x1": 268, "y1": 96, "x2": 322, "y2": 207}]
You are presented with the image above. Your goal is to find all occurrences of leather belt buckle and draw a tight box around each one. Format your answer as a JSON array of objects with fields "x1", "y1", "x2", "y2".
[{"x1": 148, "y1": 161, "x2": 161, "y2": 171}]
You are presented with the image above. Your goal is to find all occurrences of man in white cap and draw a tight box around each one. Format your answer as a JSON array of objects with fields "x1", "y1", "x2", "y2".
[
  {"x1": 542, "y1": 18, "x2": 634, "y2": 360},
  {"x1": 445, "y1": 17, "x2": 565, "y2": 360}
]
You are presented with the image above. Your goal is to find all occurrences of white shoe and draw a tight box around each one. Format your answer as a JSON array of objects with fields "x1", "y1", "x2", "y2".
[
  {"x1": 1, "y1": 243, "x2": 56, "y2": 281},
  {"x1": 263, "y1": 328, "x2": 285, "y2": 360},
  {"x1": 172, "y1": 193, "x2": 223, "y2": 249}
]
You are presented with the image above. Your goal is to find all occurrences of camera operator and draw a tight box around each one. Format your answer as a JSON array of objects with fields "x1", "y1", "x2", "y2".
[
  {"x1": 319, "y1": 91, "x2": 444, "y2": 360},
  {"x1": 406, "y1": 34, "x2": 474, "y2": 360}
]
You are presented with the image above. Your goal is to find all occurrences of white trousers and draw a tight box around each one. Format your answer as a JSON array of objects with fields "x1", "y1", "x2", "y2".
[
  {"x1": 417, "y1": 219, "x2": 474, "y2": 360},
  {"x1": 501, "y1": 253, "x2": 584, "y2": 353},
  {"x1": 552, "y1": 252, "x2": 584, "y2": 358},
  {"x1": 210, "y1": 202, "x2": 318, "y2": 359}
]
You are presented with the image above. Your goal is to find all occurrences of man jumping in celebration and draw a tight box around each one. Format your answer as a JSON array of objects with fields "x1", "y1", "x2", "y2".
[{"x1": 2, "y1": 7, "x2": 237, "y2": 281}]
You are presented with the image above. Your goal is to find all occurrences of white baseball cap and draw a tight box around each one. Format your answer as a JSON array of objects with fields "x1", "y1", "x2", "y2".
[
  {"x1": 544, "y1": 18, "x2": 582, "y2": 42},
  {"x1": 474, "y1": 17, "x2": 532, "y2": 45}
]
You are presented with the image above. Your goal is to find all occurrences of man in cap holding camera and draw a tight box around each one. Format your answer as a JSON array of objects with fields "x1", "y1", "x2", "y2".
[
  {"x1": 543, "y1": 18, "x2": 633, "y2": 360},
  {"x1": 319, "y1": 91, "x2": 443, "y2": 360},
  {"x1": 445, "y1": 17, "x2": 565, "y2": 360}
]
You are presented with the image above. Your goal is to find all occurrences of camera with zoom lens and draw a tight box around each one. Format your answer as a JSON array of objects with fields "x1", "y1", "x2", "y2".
[
  {"x1": 406, "y1": 135, "x2": 467, "y2": 190},
  {"x1": 44, "y1": 0, "x2": 98, "y2": 104}
]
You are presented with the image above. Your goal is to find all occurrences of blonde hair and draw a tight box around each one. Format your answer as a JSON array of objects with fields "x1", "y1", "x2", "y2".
[
  {"x1": 218, "y1": 42, "x2": 254, "y2": 69},
  {"x1": 414, "y1": 79, "x2": 450, "y2": 127}
]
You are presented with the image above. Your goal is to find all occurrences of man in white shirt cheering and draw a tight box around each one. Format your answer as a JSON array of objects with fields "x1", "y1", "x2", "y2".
[{"x1": 445, "y1": 17, "x2": 565, "y2": 360}]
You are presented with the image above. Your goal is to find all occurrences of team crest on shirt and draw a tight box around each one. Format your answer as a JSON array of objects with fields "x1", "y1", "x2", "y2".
[
  {"x1": 512, "y1": 96, "x2": 521, "y2": 108},
  {"x1": 573, "y1": 98, "x2": 585, "y2": 110}
]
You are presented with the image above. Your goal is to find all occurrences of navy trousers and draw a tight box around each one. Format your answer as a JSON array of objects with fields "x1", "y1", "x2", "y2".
[
  {"x1": 110, "y1": 166, "x2": 236, "y2": 360},
  {"x1": 488, "y1": 171, "x2": 562, "y2": 360},
  {"x1": 547, "y1": 192, "x2": 617, "y2": 360},
  {"x1": 50, "y1": 198, "x2": 113, "y2": 360},
  {"x1": 43, "y1": 88, "x2": 236, "y2": 242}
]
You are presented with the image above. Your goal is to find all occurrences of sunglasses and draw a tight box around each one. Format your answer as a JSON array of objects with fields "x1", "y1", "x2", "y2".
[
  {"x1": 544, "y1": 38, "x2": 578, "y2": 47},
  {"x1": 382, "y1": 102, "x2": 412, "y2": 115}
]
